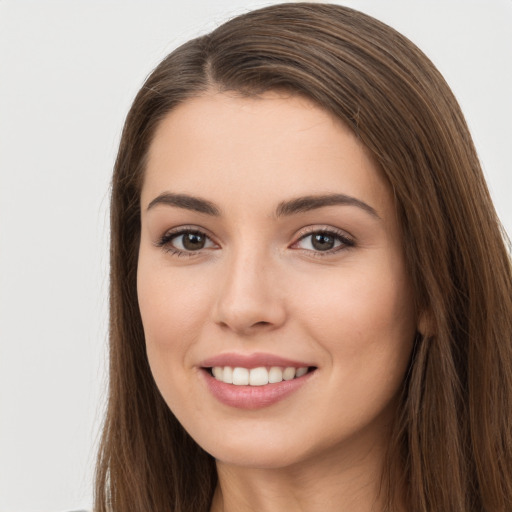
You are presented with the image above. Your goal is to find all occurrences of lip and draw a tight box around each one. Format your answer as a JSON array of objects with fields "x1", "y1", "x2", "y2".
[
  {"x1": 201, "y1": 369, "x2": 315, "y2": 409},
  {"x1": 199, "y1": 352, "x2": 317, "y2": 410},
  {"x1": 200, "y1": 352, "x2": 314, "y2": 369}
]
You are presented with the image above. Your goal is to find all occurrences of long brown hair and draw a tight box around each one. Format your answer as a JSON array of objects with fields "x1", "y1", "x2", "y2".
[{"x1": 95, "y1": 3, "x2": 512, "y2": 511}]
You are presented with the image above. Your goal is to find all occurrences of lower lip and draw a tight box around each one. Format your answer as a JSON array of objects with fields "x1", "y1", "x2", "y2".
[{"x1": 201, "y1": 369, "x2": 315, "y2": 410}]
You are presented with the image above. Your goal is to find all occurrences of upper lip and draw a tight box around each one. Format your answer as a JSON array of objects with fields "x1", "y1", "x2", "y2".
[{"x1": 200, "y1": 352, "x2": 315, "y2": 369}]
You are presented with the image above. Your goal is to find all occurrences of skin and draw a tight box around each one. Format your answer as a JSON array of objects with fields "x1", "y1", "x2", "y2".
[{"x1": 137, "y1": 91, "x2": 416, "y2": 512}]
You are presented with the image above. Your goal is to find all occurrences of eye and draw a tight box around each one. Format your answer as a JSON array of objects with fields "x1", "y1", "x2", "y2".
[
  {"x1": 293, "y1": 229, "x2": 354, "y2": 253},
  {"x1": 156, "y1": 228, "x2": 217, "y2": 255}
]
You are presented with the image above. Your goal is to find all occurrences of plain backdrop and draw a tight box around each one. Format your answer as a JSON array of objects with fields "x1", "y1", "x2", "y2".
[{"x1": 0, "y1": 1, "x2": 511, "y2": 511}]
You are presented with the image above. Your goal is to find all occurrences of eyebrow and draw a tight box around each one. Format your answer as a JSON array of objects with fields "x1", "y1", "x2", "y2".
[
  {"x1": 147, "y1": 192, "x2": 220, "y2": 215},
  {"x1": 275, "y1": 194, "x2": 380, "y2": 219},
  {"x1": 146, "y1": 192, "x2": 379, "y2": 219}
]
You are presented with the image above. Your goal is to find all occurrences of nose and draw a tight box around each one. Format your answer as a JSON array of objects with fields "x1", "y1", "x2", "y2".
[{"x1": 212, "y1": 250, "x2": 287, "y2": 336}]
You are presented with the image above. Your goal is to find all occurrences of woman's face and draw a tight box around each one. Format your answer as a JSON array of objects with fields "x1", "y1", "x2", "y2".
[{"x1": 137, "y1": 92, "x2": 417, "y2": 469}]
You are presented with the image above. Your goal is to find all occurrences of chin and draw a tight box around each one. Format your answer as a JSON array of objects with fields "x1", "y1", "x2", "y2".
[
  {"x1": 186, "y1": 420, "x2": 311, "y2": 469},
  {"x1": 183, "y1": 399, "x2": 399, "y2": 474},
  {"x1": 209, "y1": 442, "x2": 310, "y2": 470}
]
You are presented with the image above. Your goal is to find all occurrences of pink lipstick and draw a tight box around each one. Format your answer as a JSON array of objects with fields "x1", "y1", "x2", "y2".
[{"x1": 199, "y1": 352, "x2": 316, "y2": 409}]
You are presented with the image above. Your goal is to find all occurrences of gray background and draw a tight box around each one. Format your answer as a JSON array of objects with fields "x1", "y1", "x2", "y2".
[{"x1": 1, "y1": 1, "x2": 511, "y2": 510}]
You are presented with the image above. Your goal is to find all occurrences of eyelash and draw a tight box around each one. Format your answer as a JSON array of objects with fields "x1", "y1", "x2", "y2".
[
  {"x1": 155, "y1": 226, "x2": 355, "y2": 257},
  {"x1": 155, "y1": 227, "x2": 215, "y2": 258},
  {"x1": 293, "y1": 227, "x2": 355, "y2": 256}
]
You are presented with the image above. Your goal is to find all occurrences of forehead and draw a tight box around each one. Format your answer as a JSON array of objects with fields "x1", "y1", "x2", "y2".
[{"x1": 142, "y1": 91, "x2": 391, "y2": 217}]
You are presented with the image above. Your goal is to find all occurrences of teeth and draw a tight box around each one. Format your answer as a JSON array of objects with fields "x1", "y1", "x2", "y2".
[
  {"x1": 212, "y1": 367, "x2": 223, "y2": 380},
  {"x1": 283, "y1": 367, "x2": 296, "y2": 380},
  {"x1": 223, "y1": 366, "x2": 233, "y2": 384},
  {"x1": 211, "y1": 366, "x2": 310, "y2": 386},
  {"x1": 249, "y1": 367, "x2": 269, "y2": 386},
  {"x1": 296, "y1": 367, "x2": 308, "y2": 378},
  {"x1": 268, "y1": 366, "x2": 283, "y2": 383},
  {"x1": 232, "y1": 367, "x2": 249, "y2": 385}
]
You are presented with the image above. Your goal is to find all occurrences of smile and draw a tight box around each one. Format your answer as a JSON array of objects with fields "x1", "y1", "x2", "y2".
[
  {"x1": 199, "y1": 353, "x2": 317, "y2": 408},
  {"x1": 210, "y1": 366, "x2": 310, "y2": 386},
  {"x1": 201, "y1": 363, "x2": 316, "y2": 409}
]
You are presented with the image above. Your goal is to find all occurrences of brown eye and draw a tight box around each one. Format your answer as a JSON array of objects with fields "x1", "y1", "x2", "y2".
[
  {"x1": 294, "y1": 229, "x2": 354, "y2": 254},
  {"x1": 181, "y1": 232, "x2": 206, "y2": 250},
  {"x1": 158, "y1": 229, "x2": 217, "y2": 254},
  {"x1": 311, "y1": 233, "x2": 336, "y2": 251}
]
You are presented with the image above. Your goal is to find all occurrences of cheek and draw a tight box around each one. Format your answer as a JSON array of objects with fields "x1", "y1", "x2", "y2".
[
  {"x1": 295, "y1": 258, "x2": 416, "y2": 377},
  {"x1": 136, "y1": 258, "x2": 214, "y2": 372},
  {"x1": 136, "y1": 260, "x2": 217, "y2": 418},
  {"x1": 292, "y1": 267, "x2": 415, "y2": 440}
]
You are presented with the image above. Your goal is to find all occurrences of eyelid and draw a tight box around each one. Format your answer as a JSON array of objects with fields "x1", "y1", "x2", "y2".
[
  {"x1": 291, "y1": 225, "x2": 355, "y2": 253},
  {"x1": 153, "y1": 224, "x2": 354, "y2": 257},
  {"x1": 154, "y1": 225, "x2": 219, "y2": 255}
]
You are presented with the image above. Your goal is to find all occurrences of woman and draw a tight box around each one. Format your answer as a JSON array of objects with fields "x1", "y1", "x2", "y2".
[{"x1": 95, "y1": 3, "x2": 512, "y2": 511}]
